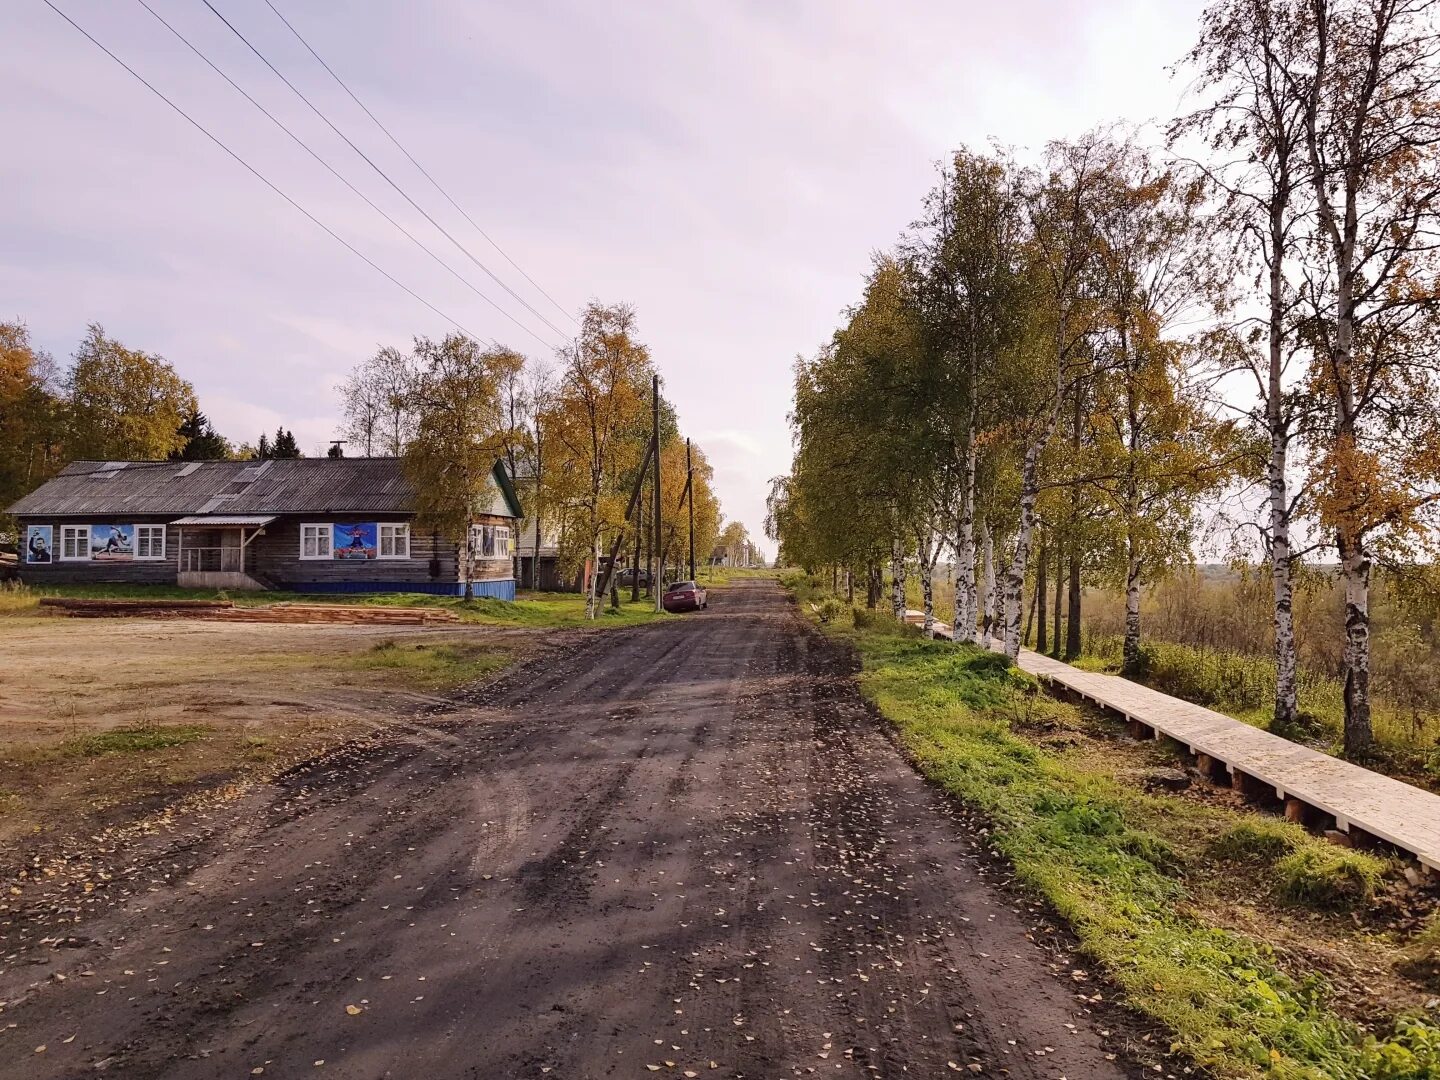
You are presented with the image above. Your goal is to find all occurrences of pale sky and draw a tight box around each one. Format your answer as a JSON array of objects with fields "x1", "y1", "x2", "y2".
[{"x1": 4, "y1": 0, "x2": 1210, "y2": 556}]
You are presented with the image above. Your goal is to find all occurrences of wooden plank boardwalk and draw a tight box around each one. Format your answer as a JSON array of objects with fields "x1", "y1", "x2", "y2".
[{"x1": 901, "y1": 610, "x2": 1440, "y2": 873}]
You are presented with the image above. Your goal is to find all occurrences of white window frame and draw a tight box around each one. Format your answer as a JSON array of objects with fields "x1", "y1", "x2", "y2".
[
  {"x1": 300, "y1": 523, "x2": 333, "y2": 560},
  {"x1": 60, "y1": 525, "x2": 91, "y2": 561},
  {"x1": 135, "y1": 525, "x2": 166, "y2": 560},
  {"x1": 379, "y1": 523, "x2": 411, "y2": 560},
  {"x1": 494, "y1": 525, "x2": 511, "y2": 556}
]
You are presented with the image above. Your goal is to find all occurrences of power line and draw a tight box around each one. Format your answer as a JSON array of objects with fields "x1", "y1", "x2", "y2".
[
  {"x1": 134, "y1": 0, "x2": 539, "y2": 349},
  {"x1": 263, "y1": 0, "x2": 578, "y2": 327},
  {"x1": 201, "y1": 0, "x2": 570, "y2": 345},
  {"x1": 41, "y1": 0, "x2": 482, "y2": 342}
]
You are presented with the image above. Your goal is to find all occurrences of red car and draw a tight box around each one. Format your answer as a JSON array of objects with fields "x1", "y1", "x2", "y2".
[{"x1": 662, "y1": 580, "x2": 707, "y2": 613}]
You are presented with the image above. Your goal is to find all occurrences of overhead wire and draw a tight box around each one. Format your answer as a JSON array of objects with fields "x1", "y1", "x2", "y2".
[
  {"x1": 201, "y1": 0, "x2": 570, "y2": 345},
  {"x1": 263, "y1": 0, "x2": 578, "y2": 327},
  {"x1": 134, "y1": 0, "x2": 545, "y2": 348},
  {"x1": 40, "y1": 0, "x2": 485, "y2": 342}
]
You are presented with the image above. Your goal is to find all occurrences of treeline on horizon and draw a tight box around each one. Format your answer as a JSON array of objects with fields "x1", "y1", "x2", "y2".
[
  {"x1": 0, "y1": 320, "x2": 312, "y2": 491},
  {"x1": 767, "y1": 0, "x2": 1440, "y2": 761}
]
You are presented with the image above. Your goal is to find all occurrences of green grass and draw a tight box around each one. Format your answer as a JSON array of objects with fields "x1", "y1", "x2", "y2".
[
  {"x1": 1275, "y1": 847, "x2": 1385, "y2": 911},
  {"x1": 60, "y1": 724, "x2": 208, "y2": 758},
  {"x1": 780, "y1": 573, "x2": 1440, "y2": 1080},
  {"x1": 1081, "y1": 633, "x2": 1440, "y2": 781},
  {"x1": 347, "y1": 639, "x2": 512, "y2": 689},
  {"x1": 324, "y1": 589, "x2": 668, "y2": 628},
  {"x1": 0, "y1": 581, "x2": 669, "y2": 629}
]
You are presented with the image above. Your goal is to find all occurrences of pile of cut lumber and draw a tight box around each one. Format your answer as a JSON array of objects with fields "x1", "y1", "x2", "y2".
[
  {"x1": 213, "y1": 605, "x2": 459, "y2": 625},
  {"x1": 38, "y1": 597, "x2": 459, "y2": 625},
  {"x1": 39, "y1": 597, "x2": 232, "y2": 617}
]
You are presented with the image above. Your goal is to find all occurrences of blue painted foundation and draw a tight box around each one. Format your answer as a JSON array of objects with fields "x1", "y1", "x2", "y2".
[{"x1": 288, "y1": 579, "x2": 517, "y2": 600}]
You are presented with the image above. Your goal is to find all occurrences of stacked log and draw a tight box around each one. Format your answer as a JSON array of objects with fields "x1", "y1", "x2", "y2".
[{"x1": 38, "y1": 597, "x2": 459, "y2": 625}]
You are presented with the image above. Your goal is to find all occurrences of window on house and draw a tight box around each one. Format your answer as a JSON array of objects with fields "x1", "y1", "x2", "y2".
[
  {"x1": 379, "y1": 523, "x2": 410, "y2": 559},
  {"x1": 301, "y1": 523, "x2": 332, "y2": 559},
  {"x1": 60, "y1": 525, "x2": 91, "y2": 560},
  {"x1": 493, "y1": 526, "x2": 511, "y2": 555},
  {"x1": 135, "y1": 525, "x2": 166, "y2": 559}
]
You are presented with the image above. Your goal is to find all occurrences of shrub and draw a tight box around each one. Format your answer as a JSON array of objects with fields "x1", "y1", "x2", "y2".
[
  {"x1": 1211, "y1": 818, "x2": 1304, "y2": 862},
  {"x1": 1276, "y1": 845, "x2": 1385, "y2": 910},
  {"x1": 852, "y1": 607, "x2": 886, "y2": 631},
  {"x1": 816, "y1": 597, "x2": 846, "y2": 625},
  {"x1": 1396, "y1": 914, "x2": 1440, "y2": 991}
]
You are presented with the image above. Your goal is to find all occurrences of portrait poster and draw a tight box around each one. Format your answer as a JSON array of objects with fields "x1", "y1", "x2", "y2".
[
  {"x1": 333, "y1": 522, "x2": 377, "y2": 560},
  {"x1": 25, "y1": 525, "x2": 52, "y2": 564},
  {"x1": 91, "y1": 524, "x2": 134, "y2": 562}
]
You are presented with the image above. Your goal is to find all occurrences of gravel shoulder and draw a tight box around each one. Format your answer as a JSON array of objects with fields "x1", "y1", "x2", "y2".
[{"x1": 0, "y1": 580, "x2": 1134, "y2": 1079}]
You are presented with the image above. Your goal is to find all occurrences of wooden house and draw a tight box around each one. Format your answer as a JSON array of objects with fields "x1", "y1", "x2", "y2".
[{"x1": 7, "y1": 457, "x2": 522, "y2": 598}]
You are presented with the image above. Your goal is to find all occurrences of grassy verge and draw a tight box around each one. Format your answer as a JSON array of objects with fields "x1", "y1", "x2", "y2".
[
  {"x1": 782, "y1": 572, "x2": 1440, "y2": 1080},
  {"x1": 0, "y1": 580, "x2": 668, "y2": 629},
  {"x1": 345, "y1": 638, "x2": 513, "y2": 690},
  {"x1": 1078, "y1": 633, "x2": 1440, "y2": 787}
]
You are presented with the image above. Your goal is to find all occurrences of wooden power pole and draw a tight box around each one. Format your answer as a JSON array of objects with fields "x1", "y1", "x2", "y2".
[
  {"x1": 686, "y1": 437, "x2": 696, "y2": 580},
  {"x1": 652, "y1": 374, "x2": 663, "y2": 611}
]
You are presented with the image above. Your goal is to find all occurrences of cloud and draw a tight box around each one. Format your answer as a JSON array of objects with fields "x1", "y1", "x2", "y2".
[{"x1": 6, "y1": 0, "x2": 1210, "y2": 555}]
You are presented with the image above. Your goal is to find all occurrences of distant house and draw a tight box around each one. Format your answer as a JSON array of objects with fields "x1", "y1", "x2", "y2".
[{"x1": 7, "y1": 457, "x2": 522, "y2": 598}]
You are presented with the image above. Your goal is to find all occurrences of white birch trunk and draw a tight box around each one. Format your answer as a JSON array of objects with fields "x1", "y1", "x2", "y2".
[
  {"x1": 979, "y1": 522, "x2": 995, "y2": 649},
  {"x1": 1269, "y1": 428, "x2": 1299, "y2": 729},
  {"x1": 918, "y1": 530, "x2": 935, "y2": 634},
  {"x1": 1122, "y1": 542, "x2": 1142, "y2": 675},
  {"x1": 1339, "y1": 534, "x2": 1372, "y2": 753},
  {"x1": 954, "y1": 425, "x2": 979, "y2": 643},
  {"x1": 1002, "y1": 438, "x2": 1046, "y2": 659},
  {"x1": 461, "y1": 527, "x2": 475, "y2": 601},
  {"x1": 890, "y1": 537, "x2": 907, "y2": 622},
  {"x1": 585, "y1": 534, "x2": 601, "y2": 619}
]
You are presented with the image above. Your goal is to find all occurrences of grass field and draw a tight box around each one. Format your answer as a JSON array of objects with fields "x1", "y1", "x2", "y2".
[
  {"x1": 0, "y1": 580, "x2": 669, "y2": 627},
  {"x1": 784, "y1": 572, "x2": 1440, "y2": 1080}
]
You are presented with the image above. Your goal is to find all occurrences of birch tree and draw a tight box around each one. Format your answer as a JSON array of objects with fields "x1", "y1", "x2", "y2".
[
  {"x1": 1176, "y1": 0, "x2": 1317, "y2": 732},
  {"x1": 997, "y1": 137, "x2": 1110, "y2": 660},
  {"x1": 1088, "y1": 147, "x2": 1244, "y2": 675},
  {"x1": 539, "y1": 303, "x2": 653, "y2": 619},
  {"x1": 1296, "y1": 0, "x2": 1440, "y2": 754},
  {"x1": 910, "y1": 150, "x2": 1025, "y2": 642},
  {"x1": 66, "y1": 324, "x2": 196, "y2": 461},
  {"x1": 404, "y1": 334, "x2": 522, "y2": 600}
]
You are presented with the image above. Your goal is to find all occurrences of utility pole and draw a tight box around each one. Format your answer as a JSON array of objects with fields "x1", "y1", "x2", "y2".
[
  {"x1": 686, "y1": 438, "x2": 696, "y2": 580},
  {"x1": 652, "y1": 374, "x2": 663, "y2": 611}
]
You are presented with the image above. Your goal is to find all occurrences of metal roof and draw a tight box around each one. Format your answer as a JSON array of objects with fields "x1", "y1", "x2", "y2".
[
  {"x1": 8, "y1": 457, "x2": 522, "y2": 519},
  {"x1": 170, "y1": 514, "x2": 278, "y2": 527},
  {"x1": 10, "y1": 458, "x2": 411, "y2": 517}
]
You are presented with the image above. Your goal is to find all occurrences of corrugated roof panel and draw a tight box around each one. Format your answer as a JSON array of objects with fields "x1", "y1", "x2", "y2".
[
  {"x1": 170, "y1": 514, "x2": 278, "y2": 527},
  {"x1": 5, "y1": 458, "x2": 520, "y2": 519},
  {"x1": 6, "y1": 458, "x2": 421, "y2": 516}
]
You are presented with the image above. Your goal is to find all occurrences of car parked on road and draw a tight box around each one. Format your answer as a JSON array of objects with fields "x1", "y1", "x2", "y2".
[
  {"x1": 616, "y1": 566, "x2": 652, "y2": 587},
  {"x1": 662, "y1": 580, "x2": 707, "y2": 613}
]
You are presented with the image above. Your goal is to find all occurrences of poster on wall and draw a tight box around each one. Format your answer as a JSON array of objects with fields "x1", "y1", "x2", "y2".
[
  {"x1": 91, "y1": 524, "x2": 134, "y2": 562},
  {"x1": 25, "y1": 525, "x2": 52, "y2": 564},
  {"x1": 333, "y1": 523, "x2": 377, "y2": 560}
]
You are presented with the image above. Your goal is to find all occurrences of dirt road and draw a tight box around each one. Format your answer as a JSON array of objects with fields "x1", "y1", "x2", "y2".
[{"x1": 0, "y1": 580, "x2": 1132, "y2": 1079}]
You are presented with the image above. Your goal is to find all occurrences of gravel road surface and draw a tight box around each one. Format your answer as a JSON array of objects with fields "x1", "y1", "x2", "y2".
[{"x1": 0, "y1": 579, "x2": 1133, "y2": 1079}]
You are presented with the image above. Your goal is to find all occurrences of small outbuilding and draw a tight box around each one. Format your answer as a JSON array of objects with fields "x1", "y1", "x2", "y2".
[{"x1": 7, "y1": 457, "x2": 522, "y2": 598}]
